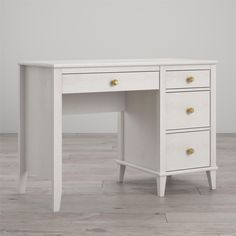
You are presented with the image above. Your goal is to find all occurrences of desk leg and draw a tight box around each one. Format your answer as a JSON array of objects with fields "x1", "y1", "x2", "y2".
[
  {"x1": 19, "y1": 170, "x2": 28, "y2": 193},
  {"x1": 119, "y1": 165, "x2": 126, "y2": 183},
  {"x1": 19, "y1": 66, "x2": 28, "y2": 193},
  {"x1": 52, "y1": 70, "x2": 62, "y2": 212},
  {"x1": 52, "y1": 130, "x2": 62, "y2": 212},
  {"x1": 118, "y1": 112, "x2": 125, "y2": 183},
  {"x1": 19, "y1": 112, "x2": 28, "y2": 194},
  {"x1": 157, "y1": 67, "x2": 167, "y2": 197},
  {"x1": 156, "y1": 176, "x2": 166, "y2": 197},
  {"x1": 19, "y1": 147, "x2": 28, "y2": 193},
  {"x1": 206, "y1": 170, "x2": 216, "y2": 190},
  {"x1": 52, "y1": 147, "x2": 62, "y2": 212}
]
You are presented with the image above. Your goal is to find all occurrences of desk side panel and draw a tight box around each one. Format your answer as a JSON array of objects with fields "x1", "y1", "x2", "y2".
[{"x1": 20, "y1": 66, "x2": 55, "y2": 178}]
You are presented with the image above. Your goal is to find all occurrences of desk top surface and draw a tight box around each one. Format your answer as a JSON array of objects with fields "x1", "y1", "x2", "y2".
[{"x1": 19, "y1": 58, "x2": 217, "y2": 68}]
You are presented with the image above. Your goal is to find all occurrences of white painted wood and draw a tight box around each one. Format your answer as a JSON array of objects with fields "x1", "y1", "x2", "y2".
[
  {"x1": 206, "y1": 170, "x2": 216, "y2": 190},
  {"x1": 158, "y1": 66, "x2": 167, "y2": 175},
  {"x1": 123, "y1": 91, "x2": 159, "y2": 171},
  {"x1": 62, "y1": 92, "x2": 125, "y2": 114},
  {"x1": 118, "y1": 111, "x2": 124, "y2": 161},
  {"x1": 166, "y1": 70, "x2": 210, "y2": 89},
  {"x1": 210, "y1": 65, "x2": 217, "y2": 169},
  {"x1": 166, "y1": 130, "x2": 210, "y2": 171},
  {"x1": 18, "y1": 66, "x2": 62, "y2": 212},
  {"x1": 117, "y1": 111, "x2": 125, "y2": 182},
  {"x1": 166, "y1": 91, "x2": 210, "y2": 130},
  {"x1": 166, "y1": 87, "x2": 210, "y2": 93},
  {"x1": 116, "y1": 160, "x2": 217, "y2": 176},
  {"x1": 156, "y1": 176, "x2": 166, "y2": 197},
  {"x1": 62, "y1": 71, "x2": 159, "y2": 94},
  {"x1": 19, "y1": 58, "x2": 218, "y2": 68},
  {"x1": 166, "y1": 166, "x2": 217, "y2": 176},
  {"x1": 116, "y1": 160, "x2": 160, "y2": 176},
  {"x1": 19, "y1": 65, "x2": 28, "y2": 193},
  {"x1": 118, "y1": 165, "x2": 126, "y2": 183},
  {"x1": 165, "y1": 65, "x2": 212, "y2": 71},
  {"x1": 19, "y1": 59, "x2": 217, "y2": 210},
  {"x1": 165, "y1": 127, "x2": 210, "y2": 134},
  {"x1": 20, "y1": 67, "x2": 54, "y2": 178},
  {"x1": 52, "y1": 69, "x2": 63, "y2": 212},
  {"x1": 62, "y1": 66, "x2": 160, "y2": 74},
  {"x1": 118, "y1": 111, "x2": 126, "y2": 183}
]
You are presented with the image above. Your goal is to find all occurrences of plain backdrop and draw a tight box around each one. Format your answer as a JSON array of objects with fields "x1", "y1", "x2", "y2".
[{"x1": 0, "y1": 0, "x2": 235, "y2": 133}]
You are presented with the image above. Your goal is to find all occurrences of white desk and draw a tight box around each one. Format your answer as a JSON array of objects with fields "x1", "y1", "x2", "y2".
[{"x1": 19, "y1": 59, "x2": 217, "y2": 212}]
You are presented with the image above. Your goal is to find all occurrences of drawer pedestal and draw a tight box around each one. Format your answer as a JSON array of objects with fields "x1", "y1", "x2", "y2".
[{"x1": 117, "y1": 66, "x2": 217, "y2": 197}]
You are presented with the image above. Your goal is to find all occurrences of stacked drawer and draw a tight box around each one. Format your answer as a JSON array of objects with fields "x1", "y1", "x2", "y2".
[{"x1": 165, "y1": 70, "x2": 211, "y2": 172}]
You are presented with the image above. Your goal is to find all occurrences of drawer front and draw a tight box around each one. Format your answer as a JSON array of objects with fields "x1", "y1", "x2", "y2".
[
  {"x1": 166, "y1": 70, "x2": 210, "y2": 89},
  {"x1": 166, "y1": 91, "x2": 210, "y2": 130},
  {"x1": 166, "y1": 130, "x2": 210, "y2": 171},
  {"x1": 62, "y1": 72, "x2": 159, "y2": 94}
]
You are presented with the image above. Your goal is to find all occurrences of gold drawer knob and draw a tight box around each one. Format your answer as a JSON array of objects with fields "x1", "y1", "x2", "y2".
[
  {"x1": 186, "y1": 76, "x2": 195, "y2": 83},
  {"x1": 186, "y1": 148, "x2": 195, "y2": 155},
  {"x1": 111, "y1": 79, "x2": 119, "y2": 86},
  {"x1": 186, "y1": 107, "x2": 194, "y2": 114}
]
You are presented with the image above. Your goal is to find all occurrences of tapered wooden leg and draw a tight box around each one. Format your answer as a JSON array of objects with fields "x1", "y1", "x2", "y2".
[
  {"x1": 117, "y1": 111, "x2": 125, "y2": 183},
  {"x1": 52, "y1": 69, "x2": 62, "y2": 212},
  {"x1": 19, "y1": 170, "x2": 28, "y2": 193},
  {"x1": 52, "y1": 169, "x2": 62, "y2": 212},
  {"x1": 156, "y1": 176, "x2": 167, "y2": 197},
  {"x1": 206, "y1": 170, "x2": 216, "y2": 190},
  {"x1": 19, "y1": 66, "x2": 28, "y2": 194},
  {"x1": 19, "y1": 131, "x2": 27, "y2": 193},
  {"x1": 52, "y1": 142, "x2": 62, "y2": 212},
  {"x1": 119, "y1": 164, "x2": 126, "y2": 183},
  {"x1": 19, "y1": 118, "x2": 28, "y2": 194}
]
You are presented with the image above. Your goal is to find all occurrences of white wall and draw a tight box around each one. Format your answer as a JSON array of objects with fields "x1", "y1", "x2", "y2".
[{"x1": 0, "y1": 0, "x2": 236, "y2": 133}]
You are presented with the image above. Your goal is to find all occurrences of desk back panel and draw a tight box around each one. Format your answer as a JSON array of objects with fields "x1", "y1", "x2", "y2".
[{"x1": 62, "y1": 92, "x2": 125, "y2": 114}]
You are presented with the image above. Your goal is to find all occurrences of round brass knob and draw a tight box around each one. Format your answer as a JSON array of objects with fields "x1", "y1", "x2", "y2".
[
  {"x1": 186, "y1": 148, "x2": 194, "y2": 155},
  {"x1": 186, "y1": 107, "x2": 194, "y2": 114},
  {"x1": 111, "y1": 79, "x2": 119, "y2": 86},
  {"x1": 186, "y1": 76, "x2": 195, "y2": 83}
]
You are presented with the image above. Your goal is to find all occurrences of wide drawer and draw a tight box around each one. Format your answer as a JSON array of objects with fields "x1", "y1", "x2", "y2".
[
  {"x1": 62, "y1": 71, "x2": 159, "y2": 94},
  {"x1": 166, "y1": 70, "x2": 210, "y2": 89},
  {"x1": 166, "y1": 91, "x2": 210, "y2": 130},
  {"x1": 166, "y1": 130, "x2": 210, "y2": 171}
]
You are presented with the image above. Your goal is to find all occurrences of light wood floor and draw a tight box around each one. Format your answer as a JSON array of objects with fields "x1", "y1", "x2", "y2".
[{"x1": 0, "y1": 133, "x2": 236, "y2": 236}]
